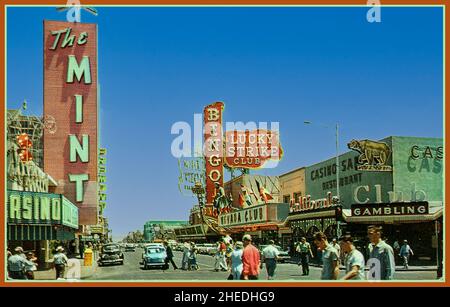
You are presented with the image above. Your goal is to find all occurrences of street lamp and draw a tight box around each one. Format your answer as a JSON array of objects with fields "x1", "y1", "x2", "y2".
[{"x1": 304, "y1": 121, "x2": 341, "y2": 238}]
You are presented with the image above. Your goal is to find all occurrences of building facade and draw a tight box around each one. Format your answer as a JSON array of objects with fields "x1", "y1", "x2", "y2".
[{"x1": 286, "y1": 136, "x2": 443, "y2": 261}]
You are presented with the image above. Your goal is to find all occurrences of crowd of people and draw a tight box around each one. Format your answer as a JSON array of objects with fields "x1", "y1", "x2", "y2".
[
  {"x1": 7, "y1": 226, "x2": 418, "y2": 281},
  {"x1": 6, "y1": 241, "x2": 103, "y2": 280},
  {"x1": 308, "y1": 225, "x2": 414, "y2": 280}
]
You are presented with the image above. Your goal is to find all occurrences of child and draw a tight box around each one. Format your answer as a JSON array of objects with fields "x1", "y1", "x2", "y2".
[{"x1": 188, "y1": 242, "x2": 199, "y2": 271}]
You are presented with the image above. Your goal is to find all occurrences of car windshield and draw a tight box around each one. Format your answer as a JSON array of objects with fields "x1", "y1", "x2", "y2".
[
  {"x1": 103, "y1": 245, "x2": 119, "y2": 251},
  {"x1": 146, "y1": 248, "x2": 163, "y2": 254}
]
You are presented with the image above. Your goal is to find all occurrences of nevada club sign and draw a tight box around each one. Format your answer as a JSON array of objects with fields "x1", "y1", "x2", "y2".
[{"x1": 43, "y1": 21, "x2": 98, "y2": 225}]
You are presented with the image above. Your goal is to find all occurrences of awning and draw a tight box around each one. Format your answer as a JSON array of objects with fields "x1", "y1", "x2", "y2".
[
  {"x1": 8, "y1": 225, "x2": 75, "y2": 241},
  {"x1": 343, "y1": 206, "x2": 443, "y2": 224},
  {"x1": 285, "y1": 209, "x2": 335, "y2": 223}
]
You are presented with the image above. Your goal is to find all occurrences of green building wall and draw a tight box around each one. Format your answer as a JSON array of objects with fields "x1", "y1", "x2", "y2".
[
  {"x1": 391, "y1": 136, "x2": 443, "y2": 202},
  {"x1": 304, "y1": 136, "x2": 443, "y2": 209}
]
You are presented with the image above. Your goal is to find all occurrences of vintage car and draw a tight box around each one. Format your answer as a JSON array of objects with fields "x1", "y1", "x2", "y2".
[
  {"x1": 98, "y1": 243, "x2": 124, "y2": 266},
  {"x1": 259, "y1": 245, "x2": 291, "y2": 263},
  {"x1": 124, "y1": 243, "x2": 136, "y2": 252},
  {"x1": 142, "y1": 246, "x2": 168, "y2": 270}
]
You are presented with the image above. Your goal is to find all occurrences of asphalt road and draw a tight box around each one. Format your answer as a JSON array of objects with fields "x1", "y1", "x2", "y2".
[{"x1": 85, "y1": 248, "x2": 439, "y2": 281}]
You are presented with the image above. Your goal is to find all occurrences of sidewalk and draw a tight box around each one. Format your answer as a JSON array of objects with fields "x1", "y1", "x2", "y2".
[
  {"x1": 286, "y1": 259, "x2": 437, "y2": 272},
  {"x1": 34, "y1": 258, "x2": 98, "y2": 281}
]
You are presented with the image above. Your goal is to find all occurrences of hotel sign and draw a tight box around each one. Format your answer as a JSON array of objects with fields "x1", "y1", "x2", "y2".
[
  {"x1": 43, "y1": 21, "x2": 98, "y2": 225},
  {"x1": 351, "y1": 202, "x2": 429, "y2": 217},
  {"x1": 218, "y1": 204, "x2": 267, "y2": 227}
]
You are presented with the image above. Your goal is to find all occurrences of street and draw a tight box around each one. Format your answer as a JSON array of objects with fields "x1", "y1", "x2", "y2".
[{"x1": 84, "y1": 249, "x2": 438, "y2": 281}]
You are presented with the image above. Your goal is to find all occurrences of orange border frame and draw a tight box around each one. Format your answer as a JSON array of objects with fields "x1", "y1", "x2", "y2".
[{"x1": 0, "y1": 0, "x2": 447, "y2": 288}]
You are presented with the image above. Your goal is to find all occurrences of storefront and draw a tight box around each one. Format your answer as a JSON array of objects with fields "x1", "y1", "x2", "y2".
[
  {"x1": 342, "y1": 201, "x2": 443, "y2": 261},
  {"x1": 7, "y1": 190, "x2": 79, "y2": 267},
  {"x1": 218, "y1": 203, "x2": 289, "y2": 245},
  {"x1": 287, "y1": 136, "x2": 443, "y2": 262}
]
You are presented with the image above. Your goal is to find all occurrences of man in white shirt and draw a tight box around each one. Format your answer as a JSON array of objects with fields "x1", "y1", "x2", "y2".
[
  {"x1": 340, "y1": 235, "x2": 366, "y2": 280},
  {"x1": 261, "y1": 240, "x2": 280, "y2": 280}
]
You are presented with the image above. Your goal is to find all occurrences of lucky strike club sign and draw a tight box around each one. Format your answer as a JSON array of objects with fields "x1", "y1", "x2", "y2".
[
  {"x1": 43, "y1": 21, "x2": 98, "y2": 225},
  {"x1": 203, "y1": 102, "x2": 283, "y2": 205}
]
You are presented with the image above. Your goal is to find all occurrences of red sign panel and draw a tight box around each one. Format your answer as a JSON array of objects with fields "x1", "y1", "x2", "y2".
[
  {"x1": 225, "y1": 129, "x2": 283, "y2": 168},
  {"x1": 204, "y1": 102, "x2": 224, "y2": 204},
  {"x1": 43, "y1": 21, "x2": 98, "y2": 226}
]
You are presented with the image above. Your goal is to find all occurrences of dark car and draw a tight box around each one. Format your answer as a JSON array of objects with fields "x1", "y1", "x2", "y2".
[
  {"x1": 259, "y1": 245, "x2": 291, "y2": 263},
  {"x1": 98, "y1": 243, "x2": 124, "y2": 266}
]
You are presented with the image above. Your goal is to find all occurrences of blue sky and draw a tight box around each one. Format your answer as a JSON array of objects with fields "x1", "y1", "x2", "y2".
[{"x1": 7, "y1": 6, "x2": 443, "y2": 240}]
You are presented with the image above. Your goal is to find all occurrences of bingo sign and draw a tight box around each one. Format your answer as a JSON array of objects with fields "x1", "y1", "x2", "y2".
[
  {"x1": 43, "y1": 21, "x2": 98, "y2": 225},
  {"x1": 204, "y1": 102, "x2": 225, "y2": 204}
]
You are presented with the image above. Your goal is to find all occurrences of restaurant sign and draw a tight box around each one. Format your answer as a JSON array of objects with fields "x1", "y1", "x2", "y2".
[
  {"x1": 218, "y1": 204, "x2": 267, "y2": 227},
  {"x1": 351, "y1": 202, "x2": 429, "y2": 217},
  {"x1": 7, "y1": 190, "x2": 79, "y2": 229}
]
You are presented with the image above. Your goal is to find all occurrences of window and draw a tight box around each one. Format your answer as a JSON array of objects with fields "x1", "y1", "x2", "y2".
[{"x1": 283, "y1": 195, "x2": 290, "y2": 204}]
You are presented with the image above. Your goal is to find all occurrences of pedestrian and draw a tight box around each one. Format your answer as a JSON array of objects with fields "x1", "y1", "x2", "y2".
[
  {"x1": 230, "y1": 241, "x2": 244, "y2": 280},
  {"x1": 340, "y1": 235, "x2": 366, "y2": 280},
  {"x1": 313, "y1": 232, "x2": 340, "y2": 280},
  {"x1": 367, "y1": 225, "x2": 395, "y2": 280},
  {"x1": 225, "y1": 242, "x2": 233, "y2": 270},
  {"x1": 181, "y1": 242, "x2": 190, "y2": 270},
  {"x1": 261, "y1": 240, "x2": 279, "y2": 280},
  {"x1": 24, "y1": 252, "x2": 38, "y2": 280},
  {"x1": 52, "y1": 246, "x2": 69, "y2": 279},
  {"x1": 399, "y1": 240, "x2": 414, "y2": 269},
  {"x1": 296, "y1": 237, "x2": 314, "y2": 276},
  {"x1": 331, "y1": 238, "x2": 341, "y2": 257},
  {"x1": 214, "y1": 240, "x2": 228, "y2": 272},
  {"x1": 188, "y1": 242, "x2": 199, "y2": 270},
  {"x1": 241, "y1": 234, "x2": 260, "y2": 280},
  {"x1": 7, "y1": 247, "x2": 27, "y2": 280},
  {"x1": 79, "y1": 240, "x2": 85, "y2": 259},
  {"x1": 163, "y1": 241, "x2": 178, "y2": 270}
]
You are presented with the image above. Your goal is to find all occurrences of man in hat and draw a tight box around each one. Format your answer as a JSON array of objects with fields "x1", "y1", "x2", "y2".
[
  {"x1": 399, "y1": 240, "x2": 414, "y2": 269},
  {"x1": 241, "y1": 234, "x2": 260, "y2": 280},
  {"x1": 7, "y1": 247, "x2": 27, "y2": 280},
  {"x1": 52, "y1": 246, "x2": 69, "y2": 279}
]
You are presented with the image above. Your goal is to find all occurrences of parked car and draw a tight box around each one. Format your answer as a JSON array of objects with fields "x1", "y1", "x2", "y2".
[
  {"x1": 142, "y1": 246, "x2": 168, "y2": 270},
  {"x1": 259, "y1": 245, "x2": 291, "y2": 263},
  {"x1": 98, "y1": 243, "x2": 124, "y2": 266}
]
